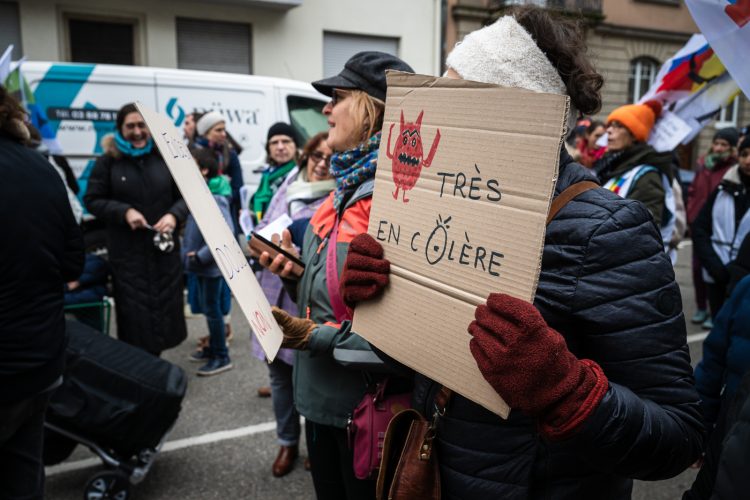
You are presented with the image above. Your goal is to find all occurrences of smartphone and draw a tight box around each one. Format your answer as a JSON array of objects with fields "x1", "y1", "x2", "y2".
[{"x1": 249, "y1": 233, "x2": 306, "y2": 277}]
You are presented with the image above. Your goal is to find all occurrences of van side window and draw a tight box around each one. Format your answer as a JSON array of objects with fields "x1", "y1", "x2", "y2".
[{"x1": 287, "y1": 96, "x2": 328, "y2": 143}]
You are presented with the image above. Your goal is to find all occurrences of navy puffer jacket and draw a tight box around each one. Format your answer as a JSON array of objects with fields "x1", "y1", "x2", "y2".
[{"x1": 413, "y1": 153, "x2": 705, "y2": 499}]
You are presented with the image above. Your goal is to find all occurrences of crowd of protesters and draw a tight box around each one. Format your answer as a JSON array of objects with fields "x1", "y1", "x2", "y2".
[{"x1": 4, "y1": 4, "x2": 750, "y2": 499}]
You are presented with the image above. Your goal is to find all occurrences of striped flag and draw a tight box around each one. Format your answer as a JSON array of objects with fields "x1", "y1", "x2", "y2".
[{"x1": 640, "y1": 34, "x2": 740, "y2": 151}]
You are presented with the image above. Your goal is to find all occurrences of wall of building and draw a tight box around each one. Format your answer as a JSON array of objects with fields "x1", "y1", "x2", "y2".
[
  {"x1": 16, "y1": 0, "x2": 440, "y2": 81},
  {"x1": 602, "y1": 0, "x2": 697, "y2": 34}
]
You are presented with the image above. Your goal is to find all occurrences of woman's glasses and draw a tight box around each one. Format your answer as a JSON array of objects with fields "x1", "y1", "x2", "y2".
[
  {"x1": 330, "y1": 90, "x2": 348, "y2": 108},
  {"x1": 310, "y1": 151, "x2": 331, "y2": 166}
]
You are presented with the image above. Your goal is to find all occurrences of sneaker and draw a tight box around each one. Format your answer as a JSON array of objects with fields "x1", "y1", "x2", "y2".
[
  {"x1": 691, "y1": 309, "x2": 708, "y2": 324},
  {"x1": 702, "y1": 317, "x2": 714, "y2": 330},
  {"x1": 197, "y1": 357, "x2": 233, "y2": 377},
  {"x1": 189, "y1": 349, "x2": 211, "y2": 363}
]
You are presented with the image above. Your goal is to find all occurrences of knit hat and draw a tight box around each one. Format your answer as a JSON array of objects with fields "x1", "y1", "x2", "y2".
[
  {"x1": 445, "y1": 15, "x2": 577, "y2": 128},
  {"x1": 266, "y1": 122, "x2": 298, "y2": 145},
  {"x1": 312, "y1": 51, "x2": 414, "y2": 102},
  {"x1": 714, "y1": 127, "x2": 739, "y2": 147},
  {"x1": 196, "y1": 111, "x2": 225, "y2": 136},
  {"x1": 606, "y1": 100, "x2": 662, "y2": 142},
  {"x1": 739, "y1": 135, "x2": 750, "y2": 153}
]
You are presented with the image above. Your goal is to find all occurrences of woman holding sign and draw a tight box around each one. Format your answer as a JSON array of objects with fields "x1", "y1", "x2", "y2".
[
  {"x1": 85, "y1": 103, "x2": 188, "y2": 356},
  {"x1": 339, "y1": 7, "x2": 704, "y2": 499},
  {"x1": 257, "y1": 52, "x2": 414, "y2": 499}
]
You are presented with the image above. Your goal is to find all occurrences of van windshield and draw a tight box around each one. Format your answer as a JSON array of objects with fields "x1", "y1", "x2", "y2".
[{"x1": 287, "y1": 96, "x2": 329, "y2": 142}]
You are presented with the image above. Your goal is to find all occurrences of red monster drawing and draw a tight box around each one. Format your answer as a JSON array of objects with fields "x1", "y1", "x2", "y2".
[
  {"x1": 386, "y1": 110, "x2": 441, "y2": 203},
  {"x1": 726, "y1": 0, "x2": 750, "y2": 28}
]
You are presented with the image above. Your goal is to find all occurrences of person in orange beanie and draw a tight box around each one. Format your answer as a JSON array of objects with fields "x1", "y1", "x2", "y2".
[{"x1": 593, "y1": 99, "x2": 677, "y2": 251}]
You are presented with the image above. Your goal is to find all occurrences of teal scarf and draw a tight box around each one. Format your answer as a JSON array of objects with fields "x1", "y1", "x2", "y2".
[
  {"x1": 115, "y1": 132, "x2": 153, "y2": 157},
  {"x1": 208, "y1": 175, "x2": 232, "y2": 197},
  {"x1": 330, "y1": 132, "x2": 381, "y2": 211}
]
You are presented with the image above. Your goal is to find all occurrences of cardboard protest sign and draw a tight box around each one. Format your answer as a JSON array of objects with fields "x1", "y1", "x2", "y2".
[
  {"x1": 351, "y1": 73, "x2": 568, "y2": 418},
  {"x1": 136, "y1": 102, "x2": 283, "y2": 361}
]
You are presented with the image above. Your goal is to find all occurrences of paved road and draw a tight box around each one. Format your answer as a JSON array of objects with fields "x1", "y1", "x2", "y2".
[{"x1": 45, "y1": 244, "x2": 707, "y2": 499}]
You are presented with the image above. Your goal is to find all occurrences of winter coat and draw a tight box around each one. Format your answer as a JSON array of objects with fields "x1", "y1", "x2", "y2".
[
  {"x1": 251, "y1": 167, "x2": 331, "y2": 365},
  {"x1": 685, "y1": 363, "x2": 750, "y2": 500},
  {"x1": 694, "y1": 275, "x2": 750, "y2": 426},
  {"x1": 412, "y1": 152, "x2": 705, "y2": 499},
  {"x1": 687, "y1": 154, "x2": 736, "y2": 224},
  {"x1": 193, "y1": 138, "x2": 244, "y2": 224},
  {"x1": 293, "y1": 179, "x2": 407, "y2": 428},
  {"x1": 595, "y1": 142, "x2": 674, "y2": 226},
  {"x1": 84, "y1": 136, "x2": 188, "y2": 354},
  {"x1": 692, "y1": 165, "x2": 750, "y2": 285},
  {"x1": 182, "y1": 194, "x2": 235, "y2": 278},
  {"x1": 0, "y1": 134, "x2": 84, "y2": 403}
]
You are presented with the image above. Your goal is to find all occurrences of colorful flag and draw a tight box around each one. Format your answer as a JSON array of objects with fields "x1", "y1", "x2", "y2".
[
  {"x1": 686, "y1": 0, "x2": 750, "y2": 99},
  {"x1": 4, "y1": 61, "x2": 64, "y2": 154},
  {"x1": 640, "y1": 34, "x2": 740, "y2": 151}
]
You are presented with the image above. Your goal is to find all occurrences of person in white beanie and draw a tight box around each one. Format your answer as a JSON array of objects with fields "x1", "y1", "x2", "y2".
[{"x1": 339, "y1": 5, "x2": 704, "y2": 499}]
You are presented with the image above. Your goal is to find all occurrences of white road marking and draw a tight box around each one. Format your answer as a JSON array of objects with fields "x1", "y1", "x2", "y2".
[
  {"x1": 687, "y1": 332, "x2": 709, "y2": 344},
  {"x1": 46, "y1": 420, "x2": 277, "y2": 476}
]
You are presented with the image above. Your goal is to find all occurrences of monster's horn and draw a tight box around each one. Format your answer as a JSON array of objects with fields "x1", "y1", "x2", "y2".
[
  {"x1": 416, "y1": 110, "x2": 424, "y2": 130},
  {"x1": 400, "y1": 109, "x2": 405, "y2": 130}
]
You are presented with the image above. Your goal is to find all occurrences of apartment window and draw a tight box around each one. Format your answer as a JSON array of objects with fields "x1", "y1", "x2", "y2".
[
  {"x1": 176, "y1": 18, "x2": 252, "y2": 74},
  {"x1": 0, "y1": 2, "x2": 22, "y2": 59},
  {"x1": 323, "y1": 32, "x2": 399, "y2": 78},
  {"x1": 68, "y1": 17, "x2": 136, "y2": 65},
  {"x1": 628, "y1": 57, "x2": 659, "y2": 103},
  {"x1": 716, "y1": 95, "x2": 740, "y2": 128}
]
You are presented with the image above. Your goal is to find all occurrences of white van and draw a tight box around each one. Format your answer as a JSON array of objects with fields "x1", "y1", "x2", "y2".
[{"x1": 21, "y1": 62, "x2": 329, "y2": 192}]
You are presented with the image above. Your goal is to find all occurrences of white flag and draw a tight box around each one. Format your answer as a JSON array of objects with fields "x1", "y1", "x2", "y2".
[{"x1": 686, "y1": 0, "x2": 750, "y2": 99}]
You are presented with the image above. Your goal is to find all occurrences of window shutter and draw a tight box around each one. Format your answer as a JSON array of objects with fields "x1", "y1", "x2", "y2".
[
  {"x1": 176, "y1": 18, "x2": 252, "y2": 75},
  {"x1": 323, "y1": 32, "x2": 399, "y2": 78}
]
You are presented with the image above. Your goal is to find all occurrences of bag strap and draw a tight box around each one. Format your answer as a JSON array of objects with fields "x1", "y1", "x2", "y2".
[
  {"x1": 546, "y1": 180, "x2": 599, "y2": 225},
  {"x1": 435, "y1": 180, "x2": 600, "y2": 414},
  {"x1": 326, "y1": 216, "x2": 353, "y2": 323}
]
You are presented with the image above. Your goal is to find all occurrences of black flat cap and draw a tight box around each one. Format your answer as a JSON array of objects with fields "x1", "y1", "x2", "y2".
[{"x1": 312, "y1": 51, "x2": 414, "y2": 102}]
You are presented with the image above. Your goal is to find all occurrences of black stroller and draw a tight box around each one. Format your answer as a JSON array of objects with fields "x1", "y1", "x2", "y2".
[{"x1": 44, "y1": 320, "x2": 187, "y2": 499}]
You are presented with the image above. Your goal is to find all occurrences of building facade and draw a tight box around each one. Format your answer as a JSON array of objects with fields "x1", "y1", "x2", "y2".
[
  {"x1": 0, "y1": 0, "x2": 441, "y2": 81},
  {"x1": 445, "y1": 0, "x2": 748, "y2": 167}
]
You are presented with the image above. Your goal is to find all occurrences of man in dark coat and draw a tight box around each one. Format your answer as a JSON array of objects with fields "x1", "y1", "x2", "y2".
[
  {"x1": 85, "y1": 104, "x2": 188, "y2": 355},
  {"x1": 0, "y1": 86, "x2": 84, "y2": 499}
]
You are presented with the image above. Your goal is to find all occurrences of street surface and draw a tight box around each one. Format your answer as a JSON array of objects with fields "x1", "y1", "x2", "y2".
[{"x1": 46, "y1": 244, "x2": 707, "y2": 499}]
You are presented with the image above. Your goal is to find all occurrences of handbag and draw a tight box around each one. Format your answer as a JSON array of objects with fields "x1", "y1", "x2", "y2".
[
  {"x1": 376, "y1": 386, "x2": 450, "y2": 500},
  {"x1": 375, "y1": 180, "x2": 601, "y2": 500},
  {"x1": 348, "y1": 380, "x2": 412, "y2": 480}
]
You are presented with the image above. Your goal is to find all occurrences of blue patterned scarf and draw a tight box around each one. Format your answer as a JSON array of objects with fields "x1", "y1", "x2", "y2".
[
  {"x1": 115, "y1": 132, "x2": 153, "y2": 157},
  {"x1": 330, "y1": 132, "x2": 381, "y2": 210}
]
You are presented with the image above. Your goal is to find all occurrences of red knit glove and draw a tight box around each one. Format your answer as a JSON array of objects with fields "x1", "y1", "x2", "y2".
[
  {"x1": 340, "y1": 234, "x2": 391, "y2": 309},
  {"x1": 469, "y1": 293, "x2": 608, "y2": 440}
]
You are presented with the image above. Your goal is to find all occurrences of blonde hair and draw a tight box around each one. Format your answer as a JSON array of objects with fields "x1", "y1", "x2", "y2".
[{"x1": 338, "y1": 89, "x2": 385, "y2": 145}]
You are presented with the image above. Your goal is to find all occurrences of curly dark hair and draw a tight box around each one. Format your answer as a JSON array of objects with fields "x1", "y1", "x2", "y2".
[
  {"x1": 0, "y1": 85, "x2": 29, "y2": 141},
  {"x1": 509, "y1": 5, "x2": 603, "y2": 116}
]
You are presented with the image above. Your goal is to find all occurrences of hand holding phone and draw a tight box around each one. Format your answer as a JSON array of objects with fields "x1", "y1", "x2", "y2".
[{"x1": 250, "y1": 230, "x2": 305, "y2": 278}]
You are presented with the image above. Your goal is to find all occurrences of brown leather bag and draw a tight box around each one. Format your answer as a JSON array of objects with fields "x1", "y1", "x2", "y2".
[
  {"x1": 376, "y1": 387, "x2": 450, "y2": 500},
  {"x1": 375, "y1": 180, "x2": 600, "y2": 500}
]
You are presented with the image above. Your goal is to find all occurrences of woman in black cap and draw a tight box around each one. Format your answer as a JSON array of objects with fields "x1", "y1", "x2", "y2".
[{"x1": 257, "y1": 51, "x2": 413, "y2": 499}]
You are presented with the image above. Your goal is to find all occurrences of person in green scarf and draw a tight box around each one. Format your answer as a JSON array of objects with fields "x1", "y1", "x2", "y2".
[
  {"x1": 183, "y1": 148, "x2": 237, "y2": 376},
  {"x1": 251, "y1": 122, "x2": 299, "y2": 224}
]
